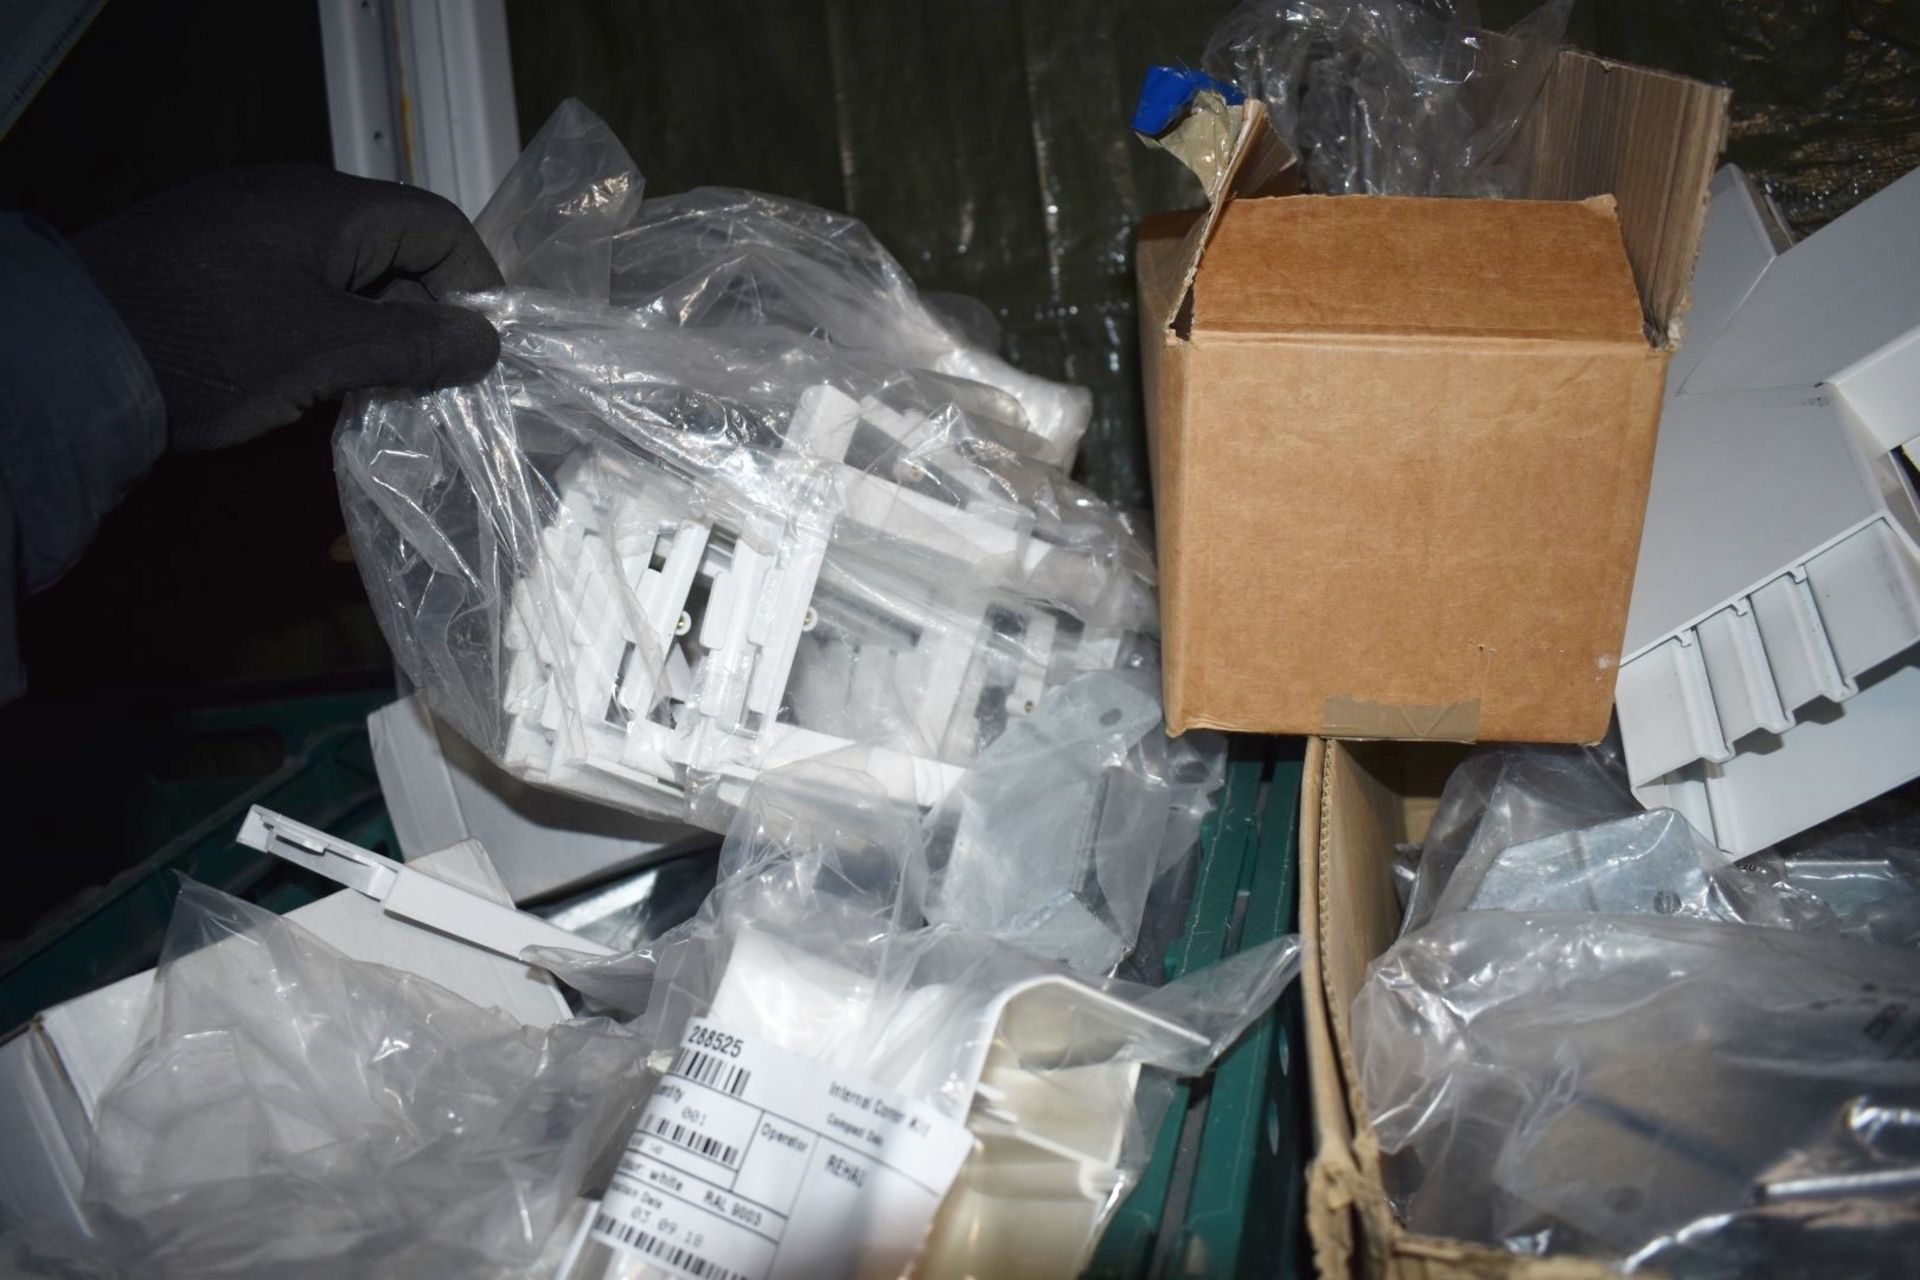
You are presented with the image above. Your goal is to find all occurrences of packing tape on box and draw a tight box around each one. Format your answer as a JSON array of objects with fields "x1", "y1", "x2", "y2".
[{"x1": 1320, "y1": 695, "x2": 1482, "y2": 742}]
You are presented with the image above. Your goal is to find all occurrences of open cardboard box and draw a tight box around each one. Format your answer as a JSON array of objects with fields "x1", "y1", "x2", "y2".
[
  {"x1": 1138, "y1": 53, "x2": 1730, "y2": 745},
  {"x1": 1301, "y1": 737, "x2": 1630, "y2": 1280}
]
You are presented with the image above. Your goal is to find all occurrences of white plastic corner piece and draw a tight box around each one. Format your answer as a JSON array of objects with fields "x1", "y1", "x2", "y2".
[
  {"x1": 702, "y1": 931, "x2": 1209, "y2": 1279},
  {"x1": 1615, "y1": 163, "x2": 1920, "y2": 854},
  {"x1": 236, "y1": 805, "x2": 614, "y2": 961}
]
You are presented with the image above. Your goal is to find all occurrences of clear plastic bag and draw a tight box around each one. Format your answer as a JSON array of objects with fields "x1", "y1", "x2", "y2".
[
  {"x1": 1354, "y1": 909, "x2": 1920, "y2": 1276},
  {"x1": 338, "y1": 103, "x2": 1168, "y2": 842},
  {"x1": 607, "y1": 189, "x2": 1091, "y2": 470},
  {"x1": 1202, "y1": 0, "x2": 1571, "y2": 197},
  {"x1": 336, "y1": 288, "x2": 1158, "y2": 830},
  {"x1": 472, "y1": 98, "x2": 644, "y2": 304},
  {"x1": 1428, "y1": 806, "x2": 1847, "y2": 933},
  {"x1": 541, "y1": 757, "x2": 1295, "y2": 1069},
  {"x1": 1788, "y1": 854, "x2": 1920, "y2": 950},
  {"x1": 533, "y1": 847, "x2": 721, "y2": 955},
  {"x1": 30, "y1": 882, "x2": 644, "y2": 1279},
  {"x1": 925, "y1": 667, "x2": 1213, "y2": 974},
  {"x1": 1408, "y1": 741, "x2": 1920, "y2": 946},
  {"x1": 1775, "y1": 782, "x2": 1920, "y2": 949},
  {"x1": 1401, "y1": 740, "x2": 1638, "y2": 934},
  {"x1": 538, "y1": 760, "x2": 1300, "y2": 1279},
  {"x1": 533, "y1": 668, "x2": 1216, "y2": 980},
  {"x1": 477, "y1": 101, "x2": 1090, "y2": 469}
]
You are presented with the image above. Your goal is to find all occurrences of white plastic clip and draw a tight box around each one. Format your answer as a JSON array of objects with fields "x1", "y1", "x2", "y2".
[{"x1": 236, "y1": 806, "x2": 615, "y2": 961}]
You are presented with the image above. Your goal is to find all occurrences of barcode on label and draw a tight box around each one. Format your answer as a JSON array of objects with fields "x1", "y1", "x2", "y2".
[
  {"x1": 593, "y1": 1211, "x2": 743, "y2": 1280},
  {"x1": 672, "y1": 1046, "x2": 753, "y2": 1097},
  {"x1": 650, "y1": 1113, "x2": 741, "y2": 1168}
]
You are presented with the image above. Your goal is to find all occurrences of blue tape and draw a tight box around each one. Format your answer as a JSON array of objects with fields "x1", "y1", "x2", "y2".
[{"x1": 1132, "y1": 65, "x2": 1244, "y2": 137}]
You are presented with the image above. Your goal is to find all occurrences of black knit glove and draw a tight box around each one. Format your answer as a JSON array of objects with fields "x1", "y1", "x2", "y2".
[{"x1": 75, "y1": 165, "x2": 503, "y2": 452}]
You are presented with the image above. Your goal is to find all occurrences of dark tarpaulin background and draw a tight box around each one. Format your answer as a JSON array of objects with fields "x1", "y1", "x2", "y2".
[
  {"x1": 1591, "y1": 0, "x2": 1920, "y2": 233},
  {"x1": 507, "y1": 0, "x2": 1920, "y2": 510}
]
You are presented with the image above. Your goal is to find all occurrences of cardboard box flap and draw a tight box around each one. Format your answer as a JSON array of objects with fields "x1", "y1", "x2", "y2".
[
  {"x1": 1137, "y1": 208, "x2": 1204, "y2": 341},
  {"x1": 1516, "y1": 49, "x2": 1731, "y2": 340},
  {"x1": 1138, "y1": 100, "x2": 1298, "y2": 334},
  {"x1": 1189, "y1": 194, "x2": 1648, "y2": 344},
  {"x1": 1316, "y1": 743, "x2": 1425, "y2": 1152},
  {"x1": 1141, "y1": 51, "x2": 1727, "y2": 344},
  {"x1": 1304, "y1": 740, "x2": 1633, "y2": 1279}
]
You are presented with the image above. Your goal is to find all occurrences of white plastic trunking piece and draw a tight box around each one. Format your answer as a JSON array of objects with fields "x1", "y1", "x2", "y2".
[
  {"x1": 500, "y1": 381, "x2": 1107, "y2": 820},
  {"x1": 919, "y1": 973, "x2": 1208, "y2": 1280},
  {"x1": 237, "y1": 806, "x2": 615, "y2": 960},
  {"x1": 1614, "y1": 164, "x2": 1920, "y2": 855},
  {"x1": 682, "y1": 929, "x2": 1206, "y2": 1280}
]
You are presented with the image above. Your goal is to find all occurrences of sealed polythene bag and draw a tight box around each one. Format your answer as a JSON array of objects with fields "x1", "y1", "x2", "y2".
[
  {"x1": 535, "y1": 762, "x2": 1301, "y2": 1280},
  {"x1": 337, "y1": 102, "x2": 1172, "y2": 840},
  {"x1": 1355, "y1": 741, "x2": 1920, "y2": 1276},
  {"x1": 12, "y1": 884, "x2": 643, "y2": 1280},
  {"x1": 1355, "y1": 911, "x2": 1920, "y2": 1277}
]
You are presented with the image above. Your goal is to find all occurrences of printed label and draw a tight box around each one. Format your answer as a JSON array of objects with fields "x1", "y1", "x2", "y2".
[{"x1": 592, "y1": 1017, "x2": 975, "y2": 1280}]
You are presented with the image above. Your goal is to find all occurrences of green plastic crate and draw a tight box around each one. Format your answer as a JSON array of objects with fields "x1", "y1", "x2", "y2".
[
  {"x1": 0, "y1": 685, "x2": 398, "y2": 1034},
  {"x1": 1087, "y1": 739, "x2": 1308, "y2": 1280}
]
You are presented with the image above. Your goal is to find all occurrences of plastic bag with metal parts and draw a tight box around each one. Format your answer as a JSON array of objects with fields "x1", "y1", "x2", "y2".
[
  {"x1": 537, "y1": 759, "x2": 1301, "y2": 1280},
  {"x1": 1406, "y1": 741, "x2": 1920, "y2": 945},
  {"x1": 336, "y1": 102, "x2": 1188, "y2": 852},
  {"x1": 1400, "y1": 740, "x2": 1641, "y2": 934},
  {"x1": 4, "y1": 882, "x2": 644, "y2": 1280},
  {"x1": 1354, "y1": 909, "x2": 1920, "y2": 1276},
  {"x1": 1773, "y1": 782, "x2": 1920, "y2": 950},
  {"x1": 1426, "y1": 804, "x2": 1851, "y2": 934},
  {"x1": 1203, "y1": 0, "x2": 1571, "y2": 197}
]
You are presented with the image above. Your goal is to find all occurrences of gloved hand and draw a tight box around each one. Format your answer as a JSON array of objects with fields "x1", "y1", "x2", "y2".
[{"x1": 75, "y1": 165, "x2": 503, "y2": 451}]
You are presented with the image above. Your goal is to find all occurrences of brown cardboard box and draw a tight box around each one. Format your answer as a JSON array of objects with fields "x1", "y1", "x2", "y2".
[
  {"x1": 1138, "y1": 56, "x2": 1729, "y2": 744},
  {"x1": 1299, "y1": 736, "x2": 1627, "y2": 1280}
]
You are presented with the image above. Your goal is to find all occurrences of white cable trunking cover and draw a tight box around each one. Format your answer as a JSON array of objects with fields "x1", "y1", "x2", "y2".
[{"x1": 1616, "y1": 164, "x2": 1920, "y2": 856}]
